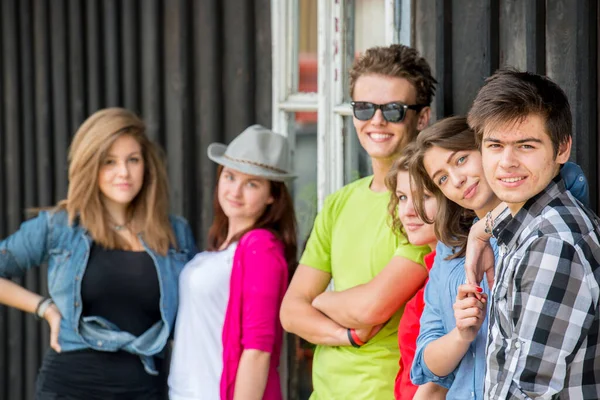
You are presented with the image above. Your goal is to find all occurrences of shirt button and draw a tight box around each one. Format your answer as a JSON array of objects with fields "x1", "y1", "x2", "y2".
[
  {"x1": 74, "y1": 302, "x2": 79, "y2": 307},
  {"x1": 471, "y1": 392, "x2": 475, "y2": 397},
  {"x1": 515, "y1": 341, "x2": 521, "y2": 349},
  {"x1": 579, "y1": 176, "x2": 584, "y2": 182},
  {"x1": 97, "y1": 340, "x2": 103, "y2": 347},
  {"x1": 75, "y1": 276, "x2": 80, "y2": 281}
]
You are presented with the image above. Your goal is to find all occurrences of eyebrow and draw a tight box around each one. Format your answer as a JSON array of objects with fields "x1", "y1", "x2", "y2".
[
  {"x1": 430, "y1": 150, "x2": 458, "y2": 181},
  {"x1": 106, "y1": 151, "x2": 141, "y2": 157},
  {"x1": 483, "y1": 137, "x2": 544, "y2": 145}
]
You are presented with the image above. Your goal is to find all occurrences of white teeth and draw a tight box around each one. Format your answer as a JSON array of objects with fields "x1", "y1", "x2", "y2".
[
  {"x1": 370, "y1": 133, "x2": 392, "y2": 140},
  {"x1": 501, "y1": 177, "x2": 524, "y2": 183}
]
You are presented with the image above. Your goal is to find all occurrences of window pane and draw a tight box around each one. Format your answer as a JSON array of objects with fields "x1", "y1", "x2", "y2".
[
  {"x1": 343, "y1": 0, "x2": 387, "y2": 102},
  {"x1": 297, "y1": 0, "x2": 318, "y2": 93},
  {"x1": 289, "y1": 112, "x2": 318, "y2": 249},
  {"x1": 354, "y1": 0, "x2": 386, "y2": 54},
  {"x1": 343, "y1": 116, "x2": 372, "y2": 184}
]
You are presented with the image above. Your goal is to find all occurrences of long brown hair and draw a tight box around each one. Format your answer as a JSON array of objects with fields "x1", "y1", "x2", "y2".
[
  {"x1": 207, "y1": 166, "x2": 298, "y2": 273},
  {"x1": 385, "y1": 142, "x2": 445, "y2": 239},
  {"x1": 409, "y1": 117, "x2": 477, "y2": 259},
  {"x1": 57, "y1": 107, "x2": 176, "y2": 255}
]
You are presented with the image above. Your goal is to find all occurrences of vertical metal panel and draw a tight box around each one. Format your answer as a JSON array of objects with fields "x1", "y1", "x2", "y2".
[
  {"x1": 32, "y1": 0, "x2": 53, "y2": 365},
  {"x1": 499, "y1": 0, "x2": 527, "y2": 70},
  {"x1": 50, "y1": 1, "x2": 69, "y2": 202},
  {"x1": 103, "y1": 0, "x2": 121, "y2": 106},
  {"x1": 122, "y1": 0, "x2": 140, "y2": 113},
  {"x1": 68, "y1": 0, "x2": 86, "y2": 135},
  {"x1": 525, "y1": 0, "x2": 545, "y2": 74},
  {"x1": 86, "y1": 0, "x2": 104, "y2": 113},
  {"x1": 255, "y1": 0, "x2": 273, "y2": 127},
  {"x1": 545, "y1": 0, "x2": 595, "y2": 205},
  {"x1": 140, "y1": 0, "x2": 163, "y2": 143},
  {"x1": 451, "y1": 0, "x2": 498, "y2": 115},
  {"x1": 193, "y1": 0, "x2": 221, "y2": 245},
  {"x1": 33, "y1": 0, "x2": 53, "y2": 208},
  {"x1": 223, "y1": 0, "x2": 255, "y2": 141},
  {"x1": 572, "y1": 0, "x2": 598, "y2": 208},
  {"x1": 435, "y1": 0, "x2": 453, "y2": 119},
  {"x1": 413, "y1": 0, "x2": 442, "y2": 121},
  {"x1": 18, "y1": 2, "x2": 41, "y2": 398},
  {"x1": 1, "y1": 1, "x2": 22, "y2": 398},
  {"x1": 164, "y1": 0, "x2": 191, "y2": 217}
]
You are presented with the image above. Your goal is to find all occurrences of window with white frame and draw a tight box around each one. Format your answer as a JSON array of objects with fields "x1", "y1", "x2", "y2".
[{"x1": 271, "y1": 1, "x2": 411, "y2": 398}]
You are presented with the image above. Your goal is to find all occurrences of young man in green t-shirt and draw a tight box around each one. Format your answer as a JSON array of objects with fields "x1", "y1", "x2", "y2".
[{"x1": 281, "y1": 44, "x2": 437, "y2": 399}]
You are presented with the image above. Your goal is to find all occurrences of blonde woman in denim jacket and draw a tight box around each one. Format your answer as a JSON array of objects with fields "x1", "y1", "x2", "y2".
[{"x1": 0, "y1": 108, "x2": 197, "y2": 400}]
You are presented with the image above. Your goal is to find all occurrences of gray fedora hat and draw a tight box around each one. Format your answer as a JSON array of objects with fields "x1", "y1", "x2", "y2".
[{"x1": 207, "y1": 124, "x2": 296, "y2": 182}]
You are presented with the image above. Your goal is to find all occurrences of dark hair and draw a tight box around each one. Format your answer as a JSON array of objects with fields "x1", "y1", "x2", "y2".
[
  {"x1": 207, "y1": 166, "x2": 298, "y2": 274},
  {"x1": 467, "y1": 68, "x2": 572, "y2": 158},
  {"x1": 410, "y1": 117, "x2": 477, "y2": 259},
  {"x1": 349, "y1": 44, "x2": 437, "y2": 107}
]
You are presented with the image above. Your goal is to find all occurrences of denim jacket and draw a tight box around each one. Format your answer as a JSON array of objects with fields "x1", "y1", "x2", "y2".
[{"x1": 0, "y1": 210, "x2": 197, "y2": 375}]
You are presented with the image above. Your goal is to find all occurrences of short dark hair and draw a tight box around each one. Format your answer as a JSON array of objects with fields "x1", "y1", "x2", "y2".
[
  {"x1": 467, "y1": 68, "x2": 572, "y2": 158},
  {"x1": 349, "y1": 44, "x2": 437, "y2": 106}
]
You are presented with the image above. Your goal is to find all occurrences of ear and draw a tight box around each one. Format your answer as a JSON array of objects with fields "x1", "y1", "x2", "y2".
[
  {"x1": 417, "y1": 107, "x2": 431, "y2": 131},
  {"x1": 266, "y1": 195, "x2": 275, "y2": 205},
  {"x1": 556, "y1": 136, "x2": 572, "y2": 164}
]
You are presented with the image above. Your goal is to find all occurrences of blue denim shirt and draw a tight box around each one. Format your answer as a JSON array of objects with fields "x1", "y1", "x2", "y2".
[
  {"x1": 0, "y1": 210, "x2": 197, "y2": 375},
  {"x1": 410, "y1": 161, "x2": 589, "y2": 399},
  {"x1": 411, "y1": 240, "x2": 498, "y2": 399}
]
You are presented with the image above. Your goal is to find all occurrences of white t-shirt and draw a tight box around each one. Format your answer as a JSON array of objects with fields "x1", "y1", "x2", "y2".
[{"x1": 168, "y1": 243, "x2": 238, "y2": 400}]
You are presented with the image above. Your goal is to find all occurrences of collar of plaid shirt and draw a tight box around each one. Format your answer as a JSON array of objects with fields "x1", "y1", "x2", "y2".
[{"x1": 495, "y1": 174, "x2": 567, "y2": 249}]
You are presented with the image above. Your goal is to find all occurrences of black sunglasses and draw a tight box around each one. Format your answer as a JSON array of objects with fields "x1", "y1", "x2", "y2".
[{"x1": 350, "y1": 101, "x2": 426, "y2": 123}]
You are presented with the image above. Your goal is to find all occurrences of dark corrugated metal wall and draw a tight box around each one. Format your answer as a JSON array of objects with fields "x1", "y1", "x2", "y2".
[
  {"x1": 415, "y1": 0, "x2": 598, "y2": 211},
  {"x1": 0, "y1": 0, "x2": 271, "y2": 398}
]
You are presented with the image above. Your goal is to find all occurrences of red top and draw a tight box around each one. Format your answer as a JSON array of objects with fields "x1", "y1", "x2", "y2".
[{"x1": 395, "y1": 250, "x2": 436, "y2": 399}]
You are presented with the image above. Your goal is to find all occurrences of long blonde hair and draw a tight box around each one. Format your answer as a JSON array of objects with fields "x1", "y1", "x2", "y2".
[{"x1": 58, "y1": 108, "x2": 176, "y2": 255}]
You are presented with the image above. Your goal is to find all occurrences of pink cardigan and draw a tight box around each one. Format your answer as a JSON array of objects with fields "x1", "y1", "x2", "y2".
[{"x1": 220, "y1": 229, "x2": 289, "y2": 400}]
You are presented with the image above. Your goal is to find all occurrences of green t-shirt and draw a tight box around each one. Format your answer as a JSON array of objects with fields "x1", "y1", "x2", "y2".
[{"x1": 300, "y1": 176, "x2": 431, "y2": 399}]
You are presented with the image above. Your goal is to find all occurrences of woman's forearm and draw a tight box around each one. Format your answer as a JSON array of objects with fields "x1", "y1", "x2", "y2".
[
  {"x1": 423, "y1": 327, "x2": 471, "y2": 377},
  {"x1": 0, "y1": 277, "x2": 42, "y2": 313},
  {"x1": 233, "y1": 349, "x2": 271, "y2": 400},
  {"x1": 413, "y1": 382, "x2": 449, "y2": 400}
]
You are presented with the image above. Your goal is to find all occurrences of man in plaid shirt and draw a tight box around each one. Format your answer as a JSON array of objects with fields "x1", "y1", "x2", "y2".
[{"x1": 465, "y1": 69, "x2": 600, "y2": 399}]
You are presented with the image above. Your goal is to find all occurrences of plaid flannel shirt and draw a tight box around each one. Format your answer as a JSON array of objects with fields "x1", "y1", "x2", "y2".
[{"x1": 485, "y1": 175, "x2": 600, "y2": 399}]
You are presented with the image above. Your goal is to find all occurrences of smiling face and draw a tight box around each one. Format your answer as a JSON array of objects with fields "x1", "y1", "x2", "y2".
[
  {"x1": 396, "y1": 170, "x2": 438, "y2": 249},
  {"x1": 217, "y1": 167, "x2": 274, "y2": 227},
  {"x1": 481, "y1": 114, "x2": 571, "y2": 215},
  {"x1": 98, "y1": 135, "x2": 145, "y2": 212},
  {"x1": 423, "y1": 146, "x2": 500, "y2": 217},
  {"x1": 352, "y1": 74, "x2": 429, "y2": 162}
]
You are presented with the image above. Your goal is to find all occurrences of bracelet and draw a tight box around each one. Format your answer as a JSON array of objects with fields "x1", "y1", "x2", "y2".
[
  {"x1": 484, "y1": 211, "x2": 494, "y2": 236},
  {"x1": 35, "y1": 298, "x2": 54, "y2": 320},
  {"x1": 347, "y1": 328, "x2": 365, "y2": 348}
]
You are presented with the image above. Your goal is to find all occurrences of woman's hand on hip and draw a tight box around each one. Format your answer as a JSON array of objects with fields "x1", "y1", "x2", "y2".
[{"x1": 44, "y1": 303, "x2": 62, "y2": 353}]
